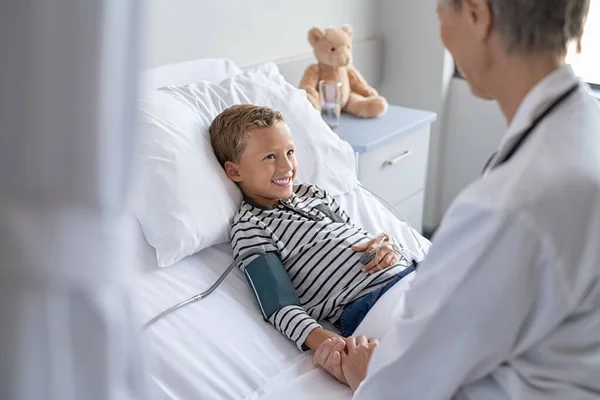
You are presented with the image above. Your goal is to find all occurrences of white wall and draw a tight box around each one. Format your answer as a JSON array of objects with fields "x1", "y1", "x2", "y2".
[
  {"x1": 438, "y1": 79, "x2": 506, "y2": 214},
  {"x1": 378, "y1": 0, "x2": 455, "y2": 230},
  {"x1": 142, "y1": 0, "x2": 381, "y2": 69}
]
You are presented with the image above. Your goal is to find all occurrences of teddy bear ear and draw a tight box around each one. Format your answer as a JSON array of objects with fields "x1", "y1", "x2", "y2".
[
  {"x1": 308, "y1": 27, "x2": 326, "y2": 46},
  {"x1": 341, "y1": 24, "x2": 353, "y2": 38}
]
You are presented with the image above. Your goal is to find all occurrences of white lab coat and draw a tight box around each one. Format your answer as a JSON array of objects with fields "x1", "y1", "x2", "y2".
[{"x1": 355, "y1": 66, "x2": 600, "y2": 399}]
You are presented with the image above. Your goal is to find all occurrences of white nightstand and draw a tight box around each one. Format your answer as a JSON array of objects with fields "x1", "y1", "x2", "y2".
[{"x1": 334, "y1": 105, "x2": 437, "y2": 233}]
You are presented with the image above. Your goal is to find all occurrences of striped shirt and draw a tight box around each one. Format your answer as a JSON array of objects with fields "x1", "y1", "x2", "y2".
[{"x1": 231, "y1": 183, "x2": 410, "y2": 350}]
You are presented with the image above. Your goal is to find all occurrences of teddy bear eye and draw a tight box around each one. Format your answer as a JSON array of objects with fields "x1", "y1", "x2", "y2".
[{"x1": 330, "y1": 47, "x2": 335, "y2": 52}]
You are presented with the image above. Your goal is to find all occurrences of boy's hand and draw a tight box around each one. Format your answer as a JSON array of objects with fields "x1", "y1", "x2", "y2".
[
  {"x1": 313, "y1": 337, "x2": 347, "y2": 384},
  {"x1": 304, "y1": 327, "x2": 343, "y2": 351},
  {"x1": 352, "y1": 234, "x2": 399, "y2": 274}
]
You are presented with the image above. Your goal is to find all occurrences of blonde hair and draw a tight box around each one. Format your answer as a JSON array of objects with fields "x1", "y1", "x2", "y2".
[{"x1": 209, "y1": 104, "x2": 284, "y2": 167}]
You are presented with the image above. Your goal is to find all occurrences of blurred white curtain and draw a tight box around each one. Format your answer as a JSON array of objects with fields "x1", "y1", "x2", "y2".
[{"x1": 0, "y1": 1, "x2": 150, "y2": 399}]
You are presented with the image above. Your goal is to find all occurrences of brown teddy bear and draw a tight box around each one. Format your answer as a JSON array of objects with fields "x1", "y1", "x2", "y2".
[{"x1": 299, "y1": 24, "x2": 388, "y2": 118}]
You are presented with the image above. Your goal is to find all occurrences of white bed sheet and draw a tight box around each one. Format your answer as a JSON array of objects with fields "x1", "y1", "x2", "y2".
[{"x1": 132, "y1": 186, "x2": 431, "y2": 400}]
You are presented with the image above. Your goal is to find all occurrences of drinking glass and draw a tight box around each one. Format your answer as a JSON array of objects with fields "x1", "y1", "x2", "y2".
[{"x1": 319, "y1": 80, "x2": 343, "y2": 128}]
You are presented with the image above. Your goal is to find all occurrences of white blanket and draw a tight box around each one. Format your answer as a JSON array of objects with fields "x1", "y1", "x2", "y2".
[{"x1": 132, "y1": 186, "x2": 430, "y2": 399}]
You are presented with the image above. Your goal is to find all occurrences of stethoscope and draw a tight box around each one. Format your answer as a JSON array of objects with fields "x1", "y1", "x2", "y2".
[{"x1": 482, "y1": 83, "x2": 580, "y2": 176}]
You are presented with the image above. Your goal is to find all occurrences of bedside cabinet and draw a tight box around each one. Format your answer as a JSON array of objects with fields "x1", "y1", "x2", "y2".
[{"x1": 335, "y1": 105, "x2": 437, "y2": 233}]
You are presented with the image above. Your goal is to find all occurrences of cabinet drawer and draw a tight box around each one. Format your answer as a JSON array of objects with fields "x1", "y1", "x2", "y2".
[
  {"x1": 358, "y1": 125, "x2": 430, "y2": 205},
  {"x1": 394, "y1": 190, "x2": 424, "y2": 234}
]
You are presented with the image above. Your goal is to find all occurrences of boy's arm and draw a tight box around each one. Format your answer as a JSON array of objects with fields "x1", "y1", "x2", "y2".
[
  {"x1": 268, "y1": 305, "x2": 342, "y2": 351},
  {"x1": 232, "y1": 213, "x2": 340, "y2": 350},
  {"x1": 246, "y1": 254, "x2": 339, "y2": 350}
]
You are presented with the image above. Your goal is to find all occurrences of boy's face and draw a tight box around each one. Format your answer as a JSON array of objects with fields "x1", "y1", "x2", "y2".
[{"x1": 225, "y1": 122, "x2": 297, "y2": 207}]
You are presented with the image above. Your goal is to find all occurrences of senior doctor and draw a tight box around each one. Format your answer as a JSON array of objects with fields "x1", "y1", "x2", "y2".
[{"x1": 314, "y1": 0, "x2": 600, "y2": 398}]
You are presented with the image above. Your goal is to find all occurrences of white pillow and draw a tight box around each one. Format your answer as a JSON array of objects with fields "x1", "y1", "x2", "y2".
[
  {"x1": 142, "y1": 58, "x2": 243, "y2": 89},
  {"x1": 135, "y1": 62, "x2": 357, "y2": 267}
]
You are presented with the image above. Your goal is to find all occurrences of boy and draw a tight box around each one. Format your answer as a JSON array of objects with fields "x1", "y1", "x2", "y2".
[{"x1": 209, "y1": 104, "x2": 414, "y2": 358}]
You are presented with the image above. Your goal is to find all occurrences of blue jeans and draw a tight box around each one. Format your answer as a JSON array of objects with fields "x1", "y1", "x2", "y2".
[{"x1": 334, "y1": 266, "x2": 414, "y2": 337}]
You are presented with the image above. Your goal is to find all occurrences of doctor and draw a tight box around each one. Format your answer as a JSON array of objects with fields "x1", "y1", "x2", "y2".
[{"x1": 314, "y1": 0, "x2": 600, "y2": 398}]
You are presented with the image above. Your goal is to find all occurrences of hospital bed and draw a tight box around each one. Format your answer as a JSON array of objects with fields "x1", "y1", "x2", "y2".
[{"x1": 133, "y1": 58, "x2": 431, "y2": 400}]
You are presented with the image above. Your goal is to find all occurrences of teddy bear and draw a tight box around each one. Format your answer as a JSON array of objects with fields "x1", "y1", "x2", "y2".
[{"x1": 299, "y1": 24, "x2": 388, "y2": 118}]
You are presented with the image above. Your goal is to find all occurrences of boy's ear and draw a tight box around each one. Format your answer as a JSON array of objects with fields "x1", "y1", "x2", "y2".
[{"x1": 224, "y1": 161, "x2": 243, "y2": 183}]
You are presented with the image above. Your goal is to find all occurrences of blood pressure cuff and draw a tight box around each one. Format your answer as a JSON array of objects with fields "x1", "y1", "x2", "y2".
[{"x1": 244, "y1": 252, "x2": 301, "y2": 320}]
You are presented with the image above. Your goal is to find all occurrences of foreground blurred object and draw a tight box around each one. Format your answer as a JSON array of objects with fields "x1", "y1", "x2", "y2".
[{"x1": 0, "y1": 1, "x2": 149, "y2": 399}]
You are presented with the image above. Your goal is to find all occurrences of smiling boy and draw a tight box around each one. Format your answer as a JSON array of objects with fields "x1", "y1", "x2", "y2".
[{"x1": 209, "y1": 104, "x2": 413, "y2": 358}]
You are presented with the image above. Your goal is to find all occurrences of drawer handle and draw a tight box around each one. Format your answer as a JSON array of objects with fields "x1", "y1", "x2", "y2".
[{"x1": 382, "y1": 150, "x2": 413, "y2": 167}]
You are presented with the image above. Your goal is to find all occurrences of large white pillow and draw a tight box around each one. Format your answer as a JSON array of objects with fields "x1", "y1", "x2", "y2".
[{"x1": 135, "y1": 62, "x2": 357, "y2": 267}]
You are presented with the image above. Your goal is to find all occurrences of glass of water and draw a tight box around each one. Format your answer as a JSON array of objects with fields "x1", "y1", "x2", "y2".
[{"x1": 319, "y1": 80, "x2": 343, "y2": 129}]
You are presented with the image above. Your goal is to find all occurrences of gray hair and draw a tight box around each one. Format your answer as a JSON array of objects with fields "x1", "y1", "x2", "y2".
[{"x1": 445, "y1": 0, "x2": 590, "y2": 54}]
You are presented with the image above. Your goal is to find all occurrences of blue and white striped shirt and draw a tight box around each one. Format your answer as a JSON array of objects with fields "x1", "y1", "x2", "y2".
[{"x1": 231, "y1": 184, "x2": 408, "y2": 350}]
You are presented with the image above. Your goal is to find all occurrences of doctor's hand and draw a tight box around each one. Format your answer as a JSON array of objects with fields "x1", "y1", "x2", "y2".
[
  {"x1": 313, "y1": 337, "x2": 347, "y2": 385},
  {"x1": 313, "y1": 336, "x2": 379, "y2": 391},
  {"x1": 340, "y1": 336, "x2": 379, "y2": 392},
  {"x1": 352, "y1": 234, "x2": 399, "y2": 274}
]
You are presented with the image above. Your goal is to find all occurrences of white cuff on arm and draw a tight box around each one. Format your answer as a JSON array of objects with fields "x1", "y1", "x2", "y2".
[{"x1": 269, "y1": 305, "x2": 322, "y2": 351}]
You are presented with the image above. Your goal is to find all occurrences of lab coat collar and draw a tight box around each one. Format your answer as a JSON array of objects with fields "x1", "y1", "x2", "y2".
[{"x1": 498, "y1": 65, "x2": 580, "y2": 152}]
